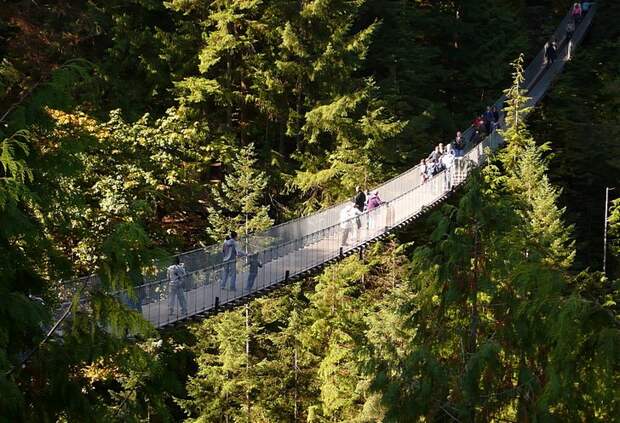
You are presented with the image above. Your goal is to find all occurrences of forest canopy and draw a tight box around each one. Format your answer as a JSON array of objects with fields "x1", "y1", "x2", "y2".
[{"x1": 0, "y1": 0, "x2": 618, "y2": 421}]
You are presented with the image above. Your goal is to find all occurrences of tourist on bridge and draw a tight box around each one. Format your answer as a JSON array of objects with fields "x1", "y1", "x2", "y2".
[
  {"x1": 483, "y1": 106, "x2": 495, "y2": 135},
  {"x1": 354, "y1": 186, "x2": 366, "y2": 213},
  {"x1": 354, "y1": 186, "x2": 366, "y2": 232},
  {"x1": 491, "y1": 105, "x2": 501, "y2": 130},
  {"x1": 245, "y1": 253, "x2": 263, "y2": 291},
  {"x1": 581, "y1": 2, "x2": 592, "y2": 15},
  {"x1": 366, "y1": 190, "x2": 384, "y2": 231},
  {"x1": 566, "y1": 20, "x2": 576, "y2": 60},
  {"x1": 572, "y1": 2, "x2": 583, "y2": 25},
  {"x1": 544, "y1": 40, "x2": 557, "y2": 66},
  {"x1": 167, "y1": 256, "x2": 188, "y2": 316},
  {"x1": 433, "y1": 143, "x2": 446, "y2": 175},
  {"x1": 220, "y1": 231, "x2": 247, "y2": 291},
  {"x1": 420, "y1": 159, "x2": 429, "y2": 183},
  {"x1": 428, "y1": 144, "x2": 444, "y2": 164},
  {"x1": 340, "y1": 203, "x2": 360, "y2": 246},
  {"x1": 442, "y1": 144, "x2": 456, "y2": 189},
  {"x1": 471, "y1": 115, "x2": 485, "y2": 142},
  {"x1": 453, "y1": 131, "x2": 465, "y2": 157}
]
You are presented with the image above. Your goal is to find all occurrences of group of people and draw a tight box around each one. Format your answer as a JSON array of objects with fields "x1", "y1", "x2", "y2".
[
  {"x1": 167, "y1": 230, "x2": 264, "y2": 315},
  {"x1": 167, "y1": 188, "x2": 389, "y2": 314},
  {"x1": 340, "y1": 187, "x2": 384, "y2": 246},
  {"x1": 420, "y1": 105, "x2": 501, "y2": 184},
  {"x1": 219, "y1": 231, "x2": 262, "y2": 292},
  {"x1": 545, "y1": 2, "x2": 593, "y2": 65},
  {"x1": 420, "y1": 143, "x2": 454, "y2": 184}
]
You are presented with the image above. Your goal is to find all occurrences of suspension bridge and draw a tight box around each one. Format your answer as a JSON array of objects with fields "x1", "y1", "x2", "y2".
[{"x1": 57, "y1": 5, "x2": 596, "y2": 328}]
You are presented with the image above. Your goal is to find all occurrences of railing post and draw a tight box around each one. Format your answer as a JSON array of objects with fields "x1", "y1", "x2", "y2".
[
  {"x1": 359, "y1": 246, "x2": 363, "y2": 261},
  {"x1": 214, "y1": 296, "x2": 219, "y2": 311},
  {"x1": 285, "y1": 270, "x2": 290, "y2": 283},
  {"x1": 339, "y1": 247, "x2": 343, "y2": 259}
]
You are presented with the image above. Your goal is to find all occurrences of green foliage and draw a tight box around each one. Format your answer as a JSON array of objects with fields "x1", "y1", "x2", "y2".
[
  {"x1": 500, "y1": 55, "x2": 575, "y2": 268},
  {"x1": 182, "y1": 243, "x2": 405, "y2": 422},
  {"x1": 0, "y1": 131, "x2": 53, "y2": 421},
  {"x1": 610, "y1": 199, "x2": 620, "y2": 262},
  {"x1": 367, "y1": 167, "x2": 619, "y2": 421},
  {"x1": 1, "y1": 0, "x2": 618, "y2": 420},
  {"x1": 207, "y1": 143, "x2": 273, "y2": 241}
]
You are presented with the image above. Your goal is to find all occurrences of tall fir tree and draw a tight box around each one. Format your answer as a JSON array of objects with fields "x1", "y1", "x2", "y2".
[
  {"x1": 206, "y1": 143, "x2": 273, "y2": 243},
  {"x1": 500, "y1": 55, "x2": 575, "y2": 268}
]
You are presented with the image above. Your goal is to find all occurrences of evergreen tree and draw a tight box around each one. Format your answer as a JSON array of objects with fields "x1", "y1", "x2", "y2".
[
  {"x1": 207, "y1": 143, "x2": 273, "y2": 242},
  {"x1": 500, "y1": 55, "x2": 575, "y2": 268},
  {"x1": 0, "y1": 130, "x2": 50, "y2": 420}
]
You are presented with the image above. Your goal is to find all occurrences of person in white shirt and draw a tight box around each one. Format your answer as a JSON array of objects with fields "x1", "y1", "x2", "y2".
[
  {"x1": 167, "y1": 256, "x2": 188, "y2": 316},
  {"x1": 441, "y1": 144, "x2": 456, "y2": 189},
  {"x1": 340, "y1": 203, "x2": 360, "y2": 246},
  {"x1": 220, "y1": 231, "x2": 247, "y2": 291}
]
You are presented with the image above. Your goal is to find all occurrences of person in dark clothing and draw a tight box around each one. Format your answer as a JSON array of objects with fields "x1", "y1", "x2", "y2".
[
  {"x1": 453, "y1": 131, "x2": 465, "y2": 157},
  {"x1": 483, "y1": 106, "x2": 494, "y2": 134},
  {"x1": 545, "y1": 40, "x2": 557, "y2": 66},
  {"x1": 491, "y1": 105, "x2": 501, "y2": 130},
  {"x1": 354, "y1": 186, "x2": 366, "y2": 213},
  {"x1": 245, "y1": 253, "x2": 262, "y2": 291},
  {"x1": 353, "y1": 186, "x2": 366, "y2": 230}
]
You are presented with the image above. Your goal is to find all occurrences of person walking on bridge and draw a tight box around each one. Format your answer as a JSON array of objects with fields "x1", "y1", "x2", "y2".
[
  {"x1": 220, "y1": 231, "x2": 247, "y2": 291},
  {"x1": 544, "y1": 40, "x2": 557, "y2": 67},
  {"x1": 483, "y1": 106, "x2": 495, "y2": 135},
  {"x1": 442, "y1": 144, "x2": 456, "y2": 189},
  {"x1": 572, "y1": 2, "x2": 583, "y2": 25},
  {"x1": 340, "y1": 203, "x2": 359, "y2": 246},
  {"x1": 354, "y1": 186, "x2": 366, "y2": 213},
  {"x1": 354, "y1": 186, "x2": 366, "y2": 233},
  {"x1": 491, "y1": 105, "x2": 501, "y2": 130},
  {"x1": 420, "y1": 159, "x2": 429, "y2": 183},
  {"x1": 453, "y1": 131, "x2": 465, "y2": 157},
  {"x1": 366, "y1": 190, "x2": 383, "y2": 231},
  {"x1": 167, "y1": 256, "x2": 188, "y2": 316},
  {"x1": 566, "y1": 20, "x2": 575, "y2": 60},
  {"x1": 245, "y1": 253, "x2": 262, "y2": 291}
]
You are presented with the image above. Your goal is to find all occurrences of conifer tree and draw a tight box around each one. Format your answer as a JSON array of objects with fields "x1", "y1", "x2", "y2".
[
  {"x1": 0, "y1": 130, "x2": 50, "y2": 420},
  {"x1": 181, "y1": 309, "x2": 253, "y2": 422},
  {"x1": 284, "y1": 1, "x2": 405, "y2": 210},
  {"x1": 206, "y1": 143, "x2": 273, "y2": 242},
  {"x1": 500, "y1": 55, "x2": 575, "y2": 268}
]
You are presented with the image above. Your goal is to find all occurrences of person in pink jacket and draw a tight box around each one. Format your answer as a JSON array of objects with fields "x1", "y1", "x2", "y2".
[
  {"x1": 366, "y1": 191, "x2": 384, "y2": 231},
  {"x1": 572, "y1": 2, "x2": 582, "y2": 25}
]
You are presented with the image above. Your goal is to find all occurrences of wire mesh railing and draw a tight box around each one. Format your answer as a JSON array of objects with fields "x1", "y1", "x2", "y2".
[{"x1": 56, "y1": 4, "x2": 596, "y2": 327}]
